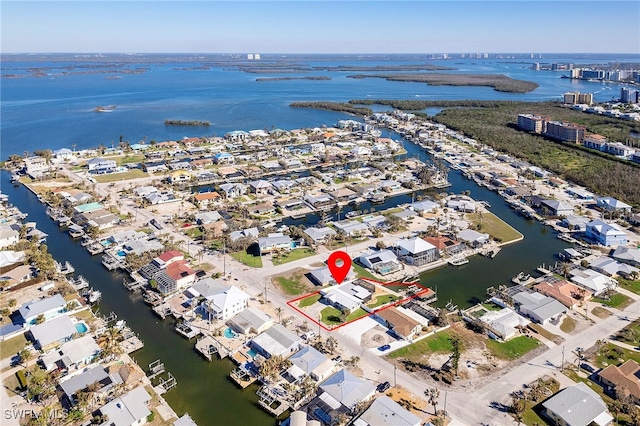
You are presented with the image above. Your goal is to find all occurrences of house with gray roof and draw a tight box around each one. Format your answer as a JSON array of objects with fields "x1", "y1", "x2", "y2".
[
  {"x1": 41, "y1": 334, "x2": 101, "y2": 371},
  {"x1": 408, "y1": 200, "x2": 438, "y2": 213},
  {"x1": 457, "y1": 229, "x2": 490, "y2": 247},
  {"x1": 304, "y1": 227, "x2": 337, "y2": 244},
  {"x1": 596, "y1": 197, "x2": 632, "y2": 213},
  {"x1": 28, "y1": 315, "x2": 77, "y2": 350},
  {"x1": 332, "y1": 220, "x2": 369, "y2": 236},
  {"x1": 358, "y1": 250, "x2": 402, "y2": 276},
  {"x1": 541, "y1": 199, "x2": 574, "y2": 216},
  {"x1": 542, "y1": 382, "x2": 613, "y2": 426},
  {"x1": 98, "y1": 386, "x2": 151, "y2": 426},
  {"x1": 227, "y1": 307, "x2": 274, "y2": 335},
  {"x1": 512, "y1": 292, "x2": 566, "y2": 325},
  {"x1": 395, "y1": 237, "x2": 438, "y2": 266},
  {"x1": 18, "y1": 293, "x2": 67, "y2": 325},
  {"x1": 250, "y1": 323, "x2": 302, "y2": 359},
  {"x1": 354, "y1": 395, "x2": 421, "y2": 426},
  {"x1": 229, "y1": 227, "x2": 259, "y2": 242},
  {"x1": 308, "y1": 266, "x2": 356, "y2": 287},
  {"x1": 286, "y1": 345, "x2": 335, "y2": 382},
  {"x1": 59, "y1": 365, "x2": 123, "y2": 404},
  {"x1": 612, "y1": 246, "x2": 640, "y2": 267},
  {"x1": 258, "y1": 235, "x2": 293, "y2": 255},
  {"x1": 318, "y1": 369, "x2": 375, "y2": 411}
]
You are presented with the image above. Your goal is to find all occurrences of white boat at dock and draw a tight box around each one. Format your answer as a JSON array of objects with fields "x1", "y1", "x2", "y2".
[
  {"x1": 448, "y1": 256, "x2": 469, "y2": 266},
  {"x1": 55, "y1": 260, "x2": 75, "y2": 275},
  {"x1": 69, "y1": 275, "x2": 89, "y2": 290},
  {"x1": 102, "y1": 254, "x2": 122, "y2": 270},
  {"x1": 10, "y1": 174, "x2": 20, "y2": 184}
]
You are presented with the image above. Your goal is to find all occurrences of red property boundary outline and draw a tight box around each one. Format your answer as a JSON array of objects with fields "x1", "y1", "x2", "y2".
[{"x1": 286, "y1": 277, "x2": 435, "y2": 332}]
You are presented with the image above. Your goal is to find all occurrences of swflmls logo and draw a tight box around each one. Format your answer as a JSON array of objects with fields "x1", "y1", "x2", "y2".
[{"x1": 4, "y1": 408, "x2": 68, "y2": 420}]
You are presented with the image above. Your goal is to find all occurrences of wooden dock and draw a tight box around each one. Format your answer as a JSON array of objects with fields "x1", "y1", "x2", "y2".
[
  {"x1": 230, "y1": 366, "x2": 257, "y2": 388},
  {"x1": 195, "y1": 335, "x2": 229, "y2": 360}
]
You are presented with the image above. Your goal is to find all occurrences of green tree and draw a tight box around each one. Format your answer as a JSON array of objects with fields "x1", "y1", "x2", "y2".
[
  {"x1": 425, "y1": 387, "x2": 440, "y2": 415},
  {"x1": 450, "y1": 335, "x2": 461, "y2": 376}
]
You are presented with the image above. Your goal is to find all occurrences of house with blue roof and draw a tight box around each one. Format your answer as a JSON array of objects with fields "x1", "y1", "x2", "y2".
[
  {"x1": 586, "y1": 219, "x2": 628, "y2": 246},
  {"x1": 213, "y1": 152, "x2": 235, "y2": 164}
]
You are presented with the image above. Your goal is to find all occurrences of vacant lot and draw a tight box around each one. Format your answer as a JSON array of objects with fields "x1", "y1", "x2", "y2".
[
  {"x1": 466, "y1": 211, "x2": 523, "y2": 244},
  {"x1": 271, "y1": 268, "x2": 315, "y2": 296}
]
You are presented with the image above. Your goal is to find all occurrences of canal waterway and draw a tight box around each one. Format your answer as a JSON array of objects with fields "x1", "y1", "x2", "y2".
[{"x1": 1, "y1": 132, "x2": 570, "y2": 424}]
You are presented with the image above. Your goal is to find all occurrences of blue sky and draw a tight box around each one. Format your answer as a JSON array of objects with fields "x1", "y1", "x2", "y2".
[{"x1": 2, "y1": 1, "x2": 639, "y2": 54}]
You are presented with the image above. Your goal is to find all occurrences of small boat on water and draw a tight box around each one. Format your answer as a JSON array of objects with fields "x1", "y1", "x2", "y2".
[
  {"x1": 88, "y1": 290, "x2": 102, "y2": 304},
  {"x1": 448, "y1": 256, "x2": 469, "y2": 266},
  {"x1": 10, "y1": 174, "x2": 20, "y2": 184}
]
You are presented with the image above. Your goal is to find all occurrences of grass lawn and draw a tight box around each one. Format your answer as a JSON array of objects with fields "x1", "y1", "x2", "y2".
[
  {"x1": 116, "y1": 155, "x2": 145, "y2": 165},
  {"x1": 194, "y1": 262, "x2": 214, "y2": 271},
  {"x1": 466, "y1": 211, "x2": 523, "y2": 244},
  {"x1": 0, "y1": 333, "x2": 28, "y2": 357},
  {"x1": 528, "y1": 323, "x2": 563, "y2": 344},
  {"x1": 618, "y1": 278, "x2": 640, "y2": 295},
  {"x1": 72, "y1": 310, "x2": 94, "y2": 321},
  {"x1": 274, "y1": 276, "x2": 307, "y2": 296},
  {"x1": 486, "y1": 336, "x2": 540, "y2": 360},
  {"x1": 560, "y1": 316, "x2": 576, "y2": 333},
  {"x1": 345, "y1": 308, "x2": 369, "y2": 322},
  {"x1": 594, "y1": 343, "x2": 640, "y2": 368},
  {"x1": 593, "y1": 292, "x2": 633, "y2": 310},
  {"x1": 230, "y1": 251, "x2": 263, "y2": 268},
  {"x1": 93, "y1": 169, "x2": 147, "y2": 183},
  {"x1": 388, "y1": 329, "x2": 457, "y2": 359},
  {"x1": 367, "y1": 294, "x2": 400, "y2": 308},
  {"x1": 482, "y1": 303, "x2": 502, "y2": 311},
  {"x1": 272, "y1": 248, "x2": 316, "y2": 266},
  {"x1": 320, "y1": 306, "x2": 344, "y2": 326},
  {"x1": 184, "y1": 227, "x2": 203, "y2": 239},
  {"x1": 353, "y1": 263, "x2": 378, "y2": 280},
  {"x1": 298, "y1": 294, "x2": 321, "y2": 308},
  {"x1": 522, "y1": 401, "x2": 547, "y2": 426}
]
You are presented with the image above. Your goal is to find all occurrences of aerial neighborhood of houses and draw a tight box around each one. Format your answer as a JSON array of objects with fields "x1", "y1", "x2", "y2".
[{"x1": 3, "y1": 104, "x2": 640, "y2": 426}]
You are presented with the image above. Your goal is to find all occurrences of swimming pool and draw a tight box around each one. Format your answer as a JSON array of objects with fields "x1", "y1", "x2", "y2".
[
  {"x1": 117, "y1": 250, "x2": 127, "y2": 257},
  {"x1": 224, "y1": 327, "x2": 237, "y2": 339},
  {"x1": 247, "y1": 349, "x2": 258, "y2": 358},
  {"x1": 75, "y1": 322, "x2": 88, "y2": 334}
]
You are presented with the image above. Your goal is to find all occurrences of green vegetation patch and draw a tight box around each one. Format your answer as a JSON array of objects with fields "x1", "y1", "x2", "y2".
[
  {"x1": 560, "y1": 316, "x2": 576, "y2": 334},
  {"x1": 352, "y1": 263, "x2": 377, "y2": 280},
  {"x1": 466, "y1": 211, "x2": 522, "y2": 243},
  {"x1": 528, "y1": 323, "x2": 563, "y2": 344},
  {"x1": 388, "y1": 329, "x2": 457, "y2": 359},
  {"x1": 184, "y1": 227, "x2": 203, "y2": 239},
  {"x1": 93, "y1": 169, "x2": 147, "y2": 183},
  {"x1": 298, "y1": 294, "x2": 321, "y2": 308},
  {"x1": 347, "y1": 74, "x2": 539, "y2": 93},
  {"x1": 593, "y1": 292, "x2": 633, "y2": 309},
  {"x1": 591, "y1": 306, "x2": 612, "y2": 319},
  {"x1": 594, "y1": 343, "x2": 640, "y2": 368},
  {"x1": 271, "y1": 248, "x2": 316, "y2": 266},
  {"x1": 486, "y1": 336, "x2": 540, "y2": 360},
  {"x1": 0, "y1": 333, "x2": 29, "y2": 357},
  {"x1": 320, "y1": 306, "x2": 344, "y2": 326},
  {"x1": 345, "y1": 308, "x2": 369, "y2": 322},
  {"x1": 116, "y1": 155, "x2": 144, "y2": 165},
  {"x1": 274, "y1": 276, "x2": 306, "y2": 296},
  {"x1": 230, "y1": 251, "x2": 263, "y2": 268},
  {"x1": 367, "y1": 294, "x2": 400, "y2": 308},
  {"x1": 618, "y1": 278, "x2": 640, "y2": 295}
]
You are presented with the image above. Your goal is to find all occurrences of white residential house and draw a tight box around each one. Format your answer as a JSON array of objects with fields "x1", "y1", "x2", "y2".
[
  {"x1": 98, "y1": 386, "x2": 151, "y2": 426},
  {"x1": 87, "y1": 157, "x2": 117, "y2": 174},
  {"x1": 202, "y1": 285, "x2": 250, "y2": 321},
  {"x1": 542, "y1": 382, "x2": 613, "y2": 426},
  {"x1": 395, "y1": 237, "x2": 439, "y2": 266}
]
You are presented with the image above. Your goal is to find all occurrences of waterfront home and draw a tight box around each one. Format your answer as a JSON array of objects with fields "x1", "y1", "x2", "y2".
[
  {"x1": 155, "y1": 260, "x2": 196, "y2": 295},
  {"x1": 250, "y1": 323, "x2": 302, "y2": 359},
  {"x1": 0, "y1": 250, "x2": 25, "y2": 268},
  {"x1": 169, "y1": 170, "x2": 192, "y2": 183},
  {"x1": 457, "y1": 229, "x2": 490, "y2": 247},
  {"x1": 357, "y1": 250, "x2": 402, "y2": 276},
  {"x1": 408, "y1": 200, "x2": 438, "y2": 214},
  {"x1": 314, "y1": 369, "x2": 375, "y2": 415},
  {"x1": 304, "y1": 227, "x2": 337, "y2": 245},
  {"x1": 596, "y1": 197, "x2": 632, "y2": 214},
  {"x1": 213, "y1": 152, "x2": 235, "y2": 164},
  {"x1": 354, "y1": 395, "x2": 421, "y2": 426},
  {"x1": 122, "y1": 238, "x2": 164, "y2": 257},
  {"x1": 321, "y1": 282, "x2": 372, "y2": 314},
  {"x1": 423, "y1": 236, "x2": 464, "y2": 256},
  {"x1": 332, "y1": 220, "x2": 369, "y2": 237},
  {"x1": 142, "y1": 160, "x2": 168, "y2": 173},
  {"x1": 61, "y1": 191, "x2": 93, "y2": 205},
  {"x1": 219, "y1": 183, "x2": 247, "y2": 199},
  {"x1": 227, "y1": 307, "x2": 274, "y2": 335},
  {"x1": 285, "y1": 346, "x2": 335, "y2": 383},
  {"x1": 23, "y1": 156, "x2": 50, "y2": 177},
  {"x1": 542, "y1": 382, "x2": 612, "y2": 426},
  {"x1": 0, "y1": 264, "x2": 33, "y2": 288},
  {"x1": 169, "y1": 160, "x2": 192, "y2": 171},
  {"x1": 251, "y1": 202, "x2": 276, "y2": 216},
  {"x1": 512, "y1": 292, "x2": 566, "y2": 325},
  {"x1": 272, "y1": 179, "x2": 296, "y2": 194},
  {"x1": 377, "y1": 307, "x2": 421, "y2": 341},
  {"x1": 540, "y1": 199, "x2": 574, "y2": 216},
  {"x1": 87, "y1": 157, "x2": 117, "y2": 174},
  {"x1": 534, "y1": 278, "x2": 592, "y2": 309},
  {"x1": 612, "y1": 246, "x2": 640, "y2": 267},
  {"x1": 0, "y1": 224, "x2": 19, "y2": 248},
  {"x1": 257, "y1": 234, "x2": 293, "y2": 255},
  {"x1": 53, "y1": 148, "x2": 75, "y2": 162},
  {"x1": 134, "y1": 186, "x2": 158, "y2": 198},
  {"x1": 328, "y1": 187, "x2": 357, "y2": 203},
  {"x1": 153, "y1": 250, "x2": 184, "y2": 268},
  {"x1": 351, "y1": 184, "x2": 377, "y2": 198},
  {"x1": 59, "y1": 365, "x2": 123, "y2": 406},
  {"x1": 377, "y1": 180, "x2": 402, "y2": 193},
  {"x1": 362, "y1": 215, "x2": 387, "y2": 230},
  {"x1": 559, "y1": 215, "x2": 590, "y2": 232},
  {"x1": 40, "y1": 334, "x2": 101, "y2": 371},
  {"x1": 566, "y1": 187, "x2": 595, "y2": 201},
  {"x1": 569, "y1": 268, "x2": 616, "y2": 295},
  {"x1": 74, "y1": 201, "x2": 104, "y2": 215},
  {"x1": 202, "y1": 284, "x2": 250, "y2": 321},
  {"x1": 304, "y1": 193, "x2": 336, "y2": 210},
  {"x1": 193, "y1": 191, "x2": 220, "y2": 208},
  {"x1": 97, "y1": 386, "x2": 151, "y2": 426},
  {"x1": 28, "y1": 315, "x2": 77, "y2": 350},
  {"x1": 589, "y1": 256, "x2": 639, "y2": 278},
  {"x1": 308, "y1": 266, "x2": 356, "y2": 287},
  {"x1": 17, "y1": 293, "x2": 66, "y2": 325},
  {"x1": 598, "y1": 360, "x2": 640, "y2": 405},
  {"x1": 394, "y1": 237, "x2": 439, "y2": 266},
  {"x1": 586, "y1": 219, "x2": 628, "y2": 246},
  {"x1": 447, "y1": 197, "x2": 477, "y2": 212}
]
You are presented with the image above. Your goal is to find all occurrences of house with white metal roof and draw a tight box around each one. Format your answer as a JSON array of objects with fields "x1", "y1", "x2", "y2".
[
  {"x1": 227, "y1": 307, "x2": 274, "y2": 335},
  {"x1": 318, "y1": 369, "x2": 375, "y2": 411},
  {"x1": 308, "y1": 266, "x2": 355, "y2": 287},
  {"x1": 286, "y1": 345, "x2": 335, "y2": 382},
  {"x1": 17, "y1": 293, "x2": 67, "y2": 325},
  {"x1": 250, "y1": 323, "x2": 302, "y2": 359},
  {"x1": 41, "y1": 334, "x2": 101, "y2": 371},
  {"x1": 512, "y1": 292, "x2": 566, "y2": 325},
  {"x1": 395, "y1": 237, "x2": 438, "y2": 266},
  {"x1": 586, "y1": 219, "x2": 628, "y2": 247},
  {"x1": 28, "y1": 315, "x2": 77, "y2": 350},
  {"x1": 98, "y1": 386, "x2": 151, "y2": 426},
  {"x1": 354, "y1": 395, "x2": 421, "y2": 426},
  {"x1": 542, "y1": 382, "x2": 613, "y2": 426}
]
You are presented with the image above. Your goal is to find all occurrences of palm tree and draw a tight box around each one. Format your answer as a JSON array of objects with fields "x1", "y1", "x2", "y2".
[
  {"x1": 275, "y1": 307, "x2": 283, "y2": 323},
  {"x1": 18, "y1": 348, "x2": 32, "y2": 367},
  {"x1": 424, "y1": 387, "x2": 440, "y2": 415}
]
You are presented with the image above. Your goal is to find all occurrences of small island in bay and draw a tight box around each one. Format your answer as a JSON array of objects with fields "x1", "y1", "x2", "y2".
[
  {"x1": 256, "y1": 76, "x2": 331, "y2": 82},
  {"x1": 164, "y1": 119, "x2": 211, "y2": 126},
  {"x1": 347, "y1": 73, "x2": 539, "y2": 93}
]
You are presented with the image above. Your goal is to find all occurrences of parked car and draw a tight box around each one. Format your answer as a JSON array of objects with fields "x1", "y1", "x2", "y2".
[
  {"x1": 378, "y1": 344, "x2": 391, "y2": 351},
  {"x1": 377, "y1": 381, "x2": 391, "y2": 392},
  {"x1": 332, "y1": 355, "x2": 342, "y2": 363},
  {"x1": 301, "y1": 331, "x2": 316, "y2": 340}
]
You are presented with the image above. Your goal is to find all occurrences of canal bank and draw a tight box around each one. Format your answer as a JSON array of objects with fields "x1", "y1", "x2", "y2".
[{"x1": 2, "y1": 171, "x2": 278, "y2": 426}]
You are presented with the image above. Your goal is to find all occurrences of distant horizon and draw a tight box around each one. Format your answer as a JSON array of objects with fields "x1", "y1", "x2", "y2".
[
  {"x1": 2, "y1": 52, "x2": 639, "y2": 57},
  {"x1": 2, "y1": 1, "x2": 639, "y2": 54}
]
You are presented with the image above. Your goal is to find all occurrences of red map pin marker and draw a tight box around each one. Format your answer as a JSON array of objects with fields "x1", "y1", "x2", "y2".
[{"x1": 327, "y1": 250, "x2": 352, "y2": 285}]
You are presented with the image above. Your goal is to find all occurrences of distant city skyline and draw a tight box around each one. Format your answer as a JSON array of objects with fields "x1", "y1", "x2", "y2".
[{"x1": 2, "y1": 1, "x2": 639, "y2": 54}]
